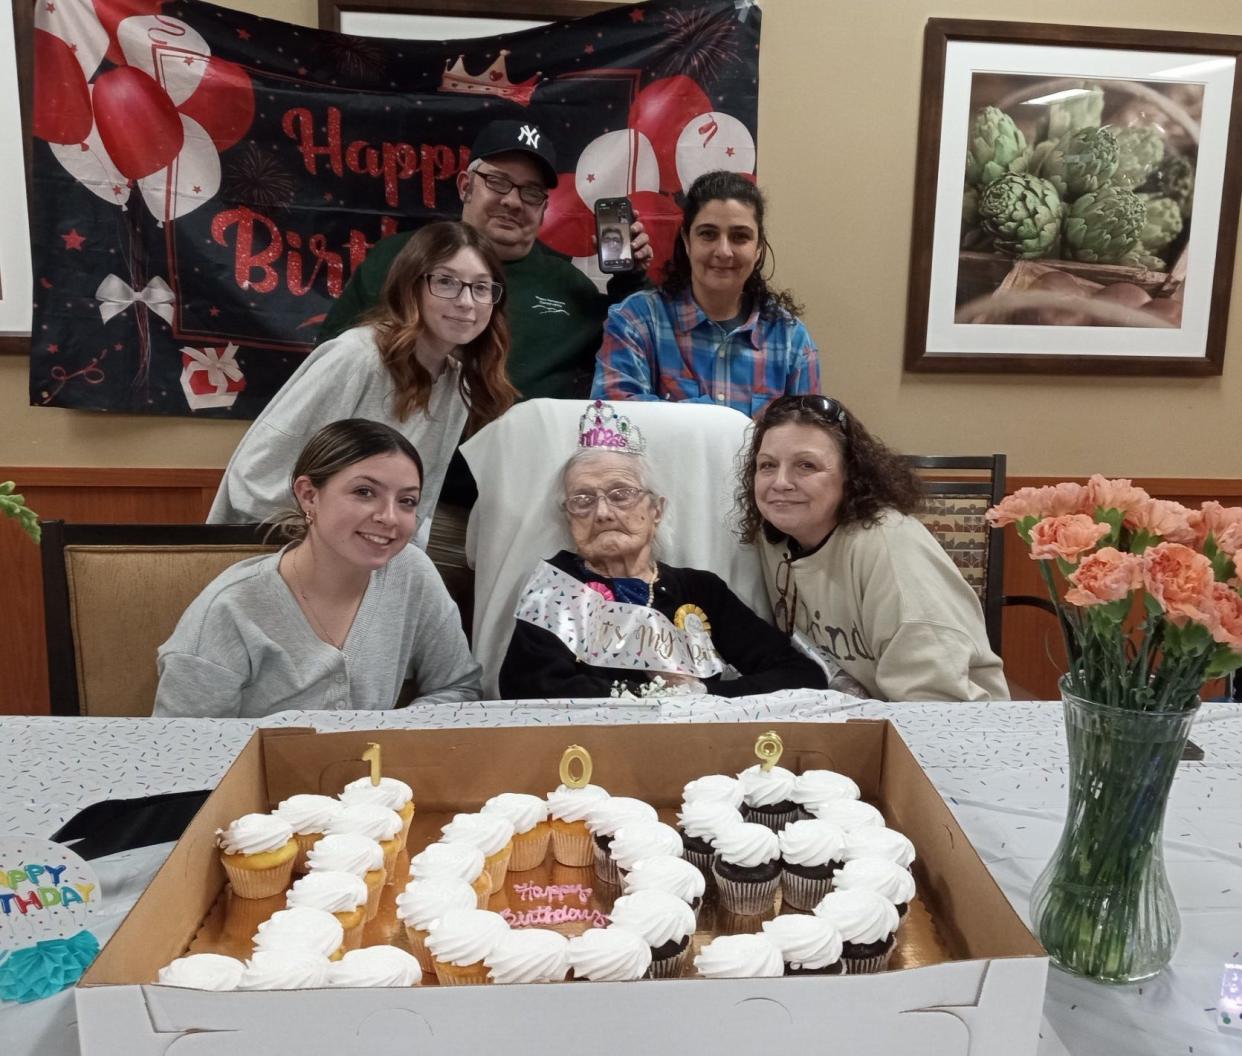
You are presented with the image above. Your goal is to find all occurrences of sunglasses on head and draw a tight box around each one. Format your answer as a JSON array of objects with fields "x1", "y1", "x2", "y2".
[{"x1": 766, "y1": 394, "x2": 848, "y2": 427}]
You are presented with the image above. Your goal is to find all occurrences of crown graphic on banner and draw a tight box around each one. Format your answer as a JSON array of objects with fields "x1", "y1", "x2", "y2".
[
  {"x1": 440, "y1": 50, "x2": 542, "y2": 107},
  {"x1": 577, "y1": 400, "x2": 646, "y2": 454}
]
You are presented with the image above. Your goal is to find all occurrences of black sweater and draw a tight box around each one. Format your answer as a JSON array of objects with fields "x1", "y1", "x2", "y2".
[{"x1": 498, "y1": 550, "x2": 828, "y2": 699}]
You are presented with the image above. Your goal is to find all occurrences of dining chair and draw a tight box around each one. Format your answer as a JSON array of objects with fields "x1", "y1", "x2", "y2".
[{"x1": 40, "y1": 521, "x2": 277, "y2": 716}]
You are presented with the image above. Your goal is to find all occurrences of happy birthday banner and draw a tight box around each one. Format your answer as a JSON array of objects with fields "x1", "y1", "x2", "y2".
[{"x1": 28, "y1": 0, "x2": 760, "y2": 417}]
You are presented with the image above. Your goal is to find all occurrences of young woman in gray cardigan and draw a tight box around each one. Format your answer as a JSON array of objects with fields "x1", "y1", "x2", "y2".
[{"x1": 156, "y1": 420, "x2": 481, "y2": 717}]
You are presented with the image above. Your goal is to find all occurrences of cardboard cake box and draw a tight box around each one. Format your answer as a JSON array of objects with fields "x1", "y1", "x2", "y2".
[{"x1": 76, "y1": 721, "x2": 1048, "y2": 1055}]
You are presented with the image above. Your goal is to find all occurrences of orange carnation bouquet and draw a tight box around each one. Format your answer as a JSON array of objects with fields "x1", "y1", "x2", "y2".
[{"x1": 988, "y1": 476, "x2": 1242, "y2": 710}]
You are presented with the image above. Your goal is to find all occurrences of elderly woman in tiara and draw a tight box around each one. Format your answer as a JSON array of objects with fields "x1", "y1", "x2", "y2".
[{"x1": 498, "y1": 402, "x2": 827, "y2": 699}]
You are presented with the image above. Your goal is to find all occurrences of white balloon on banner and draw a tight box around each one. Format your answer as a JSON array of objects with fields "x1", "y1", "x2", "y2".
[
  {"x1": 117, "y1": 15, "x2": 210, "y2": 105},
  {"x1": 139, "y1": 114, "x2": 221, "y2": 223},
  {"x1": 48, "y1": 88, "x2": 131, "y2": 209},
  {"x1": 574, "y1": 129, "x2": 659, "y2": 209},
  {"x1": 34, "y1": 0, "x2": 109, "y2": 82},
  {"x1": 675, "y1": 111, "x2": 756, "y2": 191}
]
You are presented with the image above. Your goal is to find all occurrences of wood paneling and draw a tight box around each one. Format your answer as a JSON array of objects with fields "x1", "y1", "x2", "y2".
[{"x1": 4, "y1": 468, "x2": 1239, "y2": 713}]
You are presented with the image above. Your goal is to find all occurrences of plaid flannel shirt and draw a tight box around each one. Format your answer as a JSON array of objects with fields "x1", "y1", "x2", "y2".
[{"x1": 591, "y1": 288, "x2": 821, "y2": 417}]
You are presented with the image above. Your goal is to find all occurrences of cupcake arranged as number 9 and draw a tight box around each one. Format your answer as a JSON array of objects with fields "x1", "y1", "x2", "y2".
[{"x1": 209, "y1": 221, "x2": 517, "y2": 552}]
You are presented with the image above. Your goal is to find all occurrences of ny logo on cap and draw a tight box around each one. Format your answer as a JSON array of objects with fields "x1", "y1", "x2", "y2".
[{"x1": 518, "y1": 125, "x2": 540, "y2": 148}]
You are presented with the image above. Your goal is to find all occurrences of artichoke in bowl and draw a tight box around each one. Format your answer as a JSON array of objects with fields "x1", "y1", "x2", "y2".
[
  {"x1": 965, "y1": 106, "x2": 1030, "y2": 188},
  {"x1": 1111, "y1": 126, "x2": 1165, "y2": 190},
  {"x1": 1063, "y1": 186, "x2": 1146, "y2": 264},
  {"x1": 1139, "y1": 195, "x2": 1184, "y2": 253},
  {"x1": 1039, "y1": 126, "x2": 1120, "y2": 199},
  {"x1": 978, "y1": 173, "x2": 1065, "y2": 259}
]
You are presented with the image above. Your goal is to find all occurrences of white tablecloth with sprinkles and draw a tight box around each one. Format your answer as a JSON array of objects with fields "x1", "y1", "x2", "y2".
[{"x1": 3, "y1": 692, "x2": 1240, "y2": 1056}]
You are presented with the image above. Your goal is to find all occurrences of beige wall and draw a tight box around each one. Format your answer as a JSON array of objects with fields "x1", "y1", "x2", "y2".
[{"x1": 3, "y1": 0, "x2": 1239, "y2": 476}]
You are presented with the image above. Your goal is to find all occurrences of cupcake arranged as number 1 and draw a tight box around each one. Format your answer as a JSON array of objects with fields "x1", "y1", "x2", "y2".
[{"x1": 340, "y1": 742, "x2": 416, "y2": 851}]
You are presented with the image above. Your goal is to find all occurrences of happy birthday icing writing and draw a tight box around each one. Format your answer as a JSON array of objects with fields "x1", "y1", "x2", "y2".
[
  {"x1": 0, "y1": 864, "x2": 95, "y2": 916},
  {"x1": 499, "y1": 881, "x2": 608, "y2": 929}
]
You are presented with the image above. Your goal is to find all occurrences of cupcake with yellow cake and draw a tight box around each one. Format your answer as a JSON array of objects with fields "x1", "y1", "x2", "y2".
[
  {"x1": 286, "y1": 870, "x2": 369, "y2": 951},
  {"x1": 252, "y1": 905, "x2": 346, "y2": 962},
  {"x1": 545, "y1": 782, "x2": 609, "y2": 867},
  {"x1": 216, "y1": 813, "x2": 297, "y2": 900},
  {"x1": 395, "y1": 877, "x2": 480, "y2": 973},
  {"x1": 440, "y1": 812, "x2": 515, "y2": 894},
  {"x1": 425, "y1": 907, "x2": 510, "y2": 985},
  {"x1": 273, "y1": 794, "x2": 343, "y2": 874},
  {"x1": 305, "y1": 832, "x2": 387, "y2": 921},
  {"x1": 409, "y1": 841, "x2": 491, "y2": 908},
  {"x1": 340, "y1": 775, "x2": 416, "y2": 850},
  {"x1": 481, "y1": 793, "x2": 550, "y2": 872},
  {"x1": 325, "y1": 803, "x2": 404, "y2": 884}
]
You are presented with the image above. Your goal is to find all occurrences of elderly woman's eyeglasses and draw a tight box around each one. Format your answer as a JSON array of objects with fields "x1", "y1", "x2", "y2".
[
  {"x1": 769, "y1": 394, "x2": 847, "y2": 427},
  {"x1": 563, "y1": 487, "x2": 648, "y2": 517},
  {"x1": 424, "y1": 273, "x2": 504, "y2": 305},
  {"x1": 773, "y1": 554, "x2": 797, "y2": 636}
]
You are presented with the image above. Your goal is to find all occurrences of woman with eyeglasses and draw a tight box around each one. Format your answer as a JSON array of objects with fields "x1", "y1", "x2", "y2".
[
  {"x1": 736, "y1": 395, "x2": 1009, "y2": 702},
  {"x1": 498, "y1": 400, "x2": 825, "y2": 699},
  {"x1": 209, "y1": 221, "x2": 517, "y2": 552}
]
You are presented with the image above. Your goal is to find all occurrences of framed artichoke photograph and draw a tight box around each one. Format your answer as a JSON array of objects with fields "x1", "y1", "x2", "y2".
[{"x1": 904, "y1": 19, "x2": 1242, "y2": 375}]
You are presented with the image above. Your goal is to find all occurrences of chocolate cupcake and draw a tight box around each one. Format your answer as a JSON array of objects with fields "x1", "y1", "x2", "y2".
[
  {"x1": 609, "y1": 820, "x2": 683, "y2": 876},
  {"x1": 777, "y1": 819, "x2": 847, "y2": 911},
  {"x1": 694, "y1": 933, "x2": 784, "y2": 979},
  {"x1": 842, "y1": 826, "x2": 916, "y2": 869},
  {"x1": 609, "y1": 890, "x2": 697, "y2": 978},
  {"x1": 832, "y1": 857, "x2": 916, "y2": 918},
  {"x1": 813, "y1": 889, "x2": 899, "y2": 974},
  {"x1": 566, "y1": 925, "x2": 652, "y2": 981},
  {"x1": 790, "y1": 770, "x2": 860, "y2": 821},
  {"x1": 808, "y1": 798, "x2": 885, "y2": 832},
  {"x1": 585, "y1": 797, "x2": 657, "y2": 887},
  {"x1": 761, "y1": 914, "x2": 844, "y2": 975},
  {"x1": 676, "y1": 800, "x2": 744, "y2": 874},
  {"x1": 681, "y1": 774, "x2": 745, "y2": 809},
  {"x1": 737, "y1": 764, "x2": 798, "y2": 832},
  {"x1": 711, "y1": 822, "x2": 781, "y2": 915},
  {"x1": 621, "y1": 855, "x2": 706, "y2": 918}
]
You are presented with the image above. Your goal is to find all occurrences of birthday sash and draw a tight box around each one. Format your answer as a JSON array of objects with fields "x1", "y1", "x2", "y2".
[{"x1": 514, "y1": 563, "x2": 725, "y2": 679}]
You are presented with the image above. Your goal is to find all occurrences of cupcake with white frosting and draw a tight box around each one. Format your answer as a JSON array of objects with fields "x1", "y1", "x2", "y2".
[
  {"x1": 305, "y1": 832, "x2": 387, "y2": 921},
  {"x1": 340, "y1": 775, "x2": 415, "y2": 849},
  {"x1": 566, "y1": 925, "x2": 652, "y2": 981},
  {"x1": 326, "y1": 945, "x2": 422, "y2": 987},
  {"x1": 324, "y1": 803, "x2": 404, "y2": 885},
  {"x1": 484, "y1": 928, "x2": 570, "y2": 984},
  {"x1": 609, "y1": 890, "x2": 697, "y2": 978},
  {"x1": 395, "y1": 876, "x2": 479, "y2": 973},
  {"x1": 808, "y1": 799, "x2": 885, "y2": 832},
  {"x1": 286, "y1": 870, "x2": 369, "y2": 951},
  {"x1": 832, "y1": 857, "x2": 916, "y2": 917},
  {"x1": 274, "y1": 794, "x2": 344, "y2": 874},
  {"x1": 843, "y1": 827, "x2": 916, "y2": 869},
  {"x1": 762, "y1": 914, "x2": 844, "y2": 975},
  {"x1": 711, "y1": 821, "x2": 782, "y2": 915},
  {"x1": 425, "y1": 907, "x2": 510, "y2": 986},
  {"x1": 622, "y1": 855, "x2": 706, "y2": 915},
  {"x1": 441, "y1": 812, "x2": 516, "y2": 895},
  {"x1": 545, "y1": 783, "x2": 609, "y2": 867},
  {"x1": 252, "y1": 905, "x2": 345, "y2": 961},
  {"x1": 409, "y1": 841, "x2": 491, "y2": 908},
  {"x1": 609, "y1": 820, "x2": 683, "y2": 874},
  {"x1": 737, "y1": 764, "x2": 798, "y2": 832},
  {"x1": 238, "y1": 949, "x2": 330, "y2": 990},
  {"x1": 813, "y1": 888, "x2": 900, "y2": 973},
  {"x1": 791, "y1": 770, "x2": 860, "y2": 820},
  {"x1": 777, "y1": 819, "x2": 848, "y2": 910},
  {"x1": 482, "y1": 793, "x2": 551, "y2": 872},
  {"x1": 585, "y1": 797, "x2": 658, "y2": 886},
  {"x1": 694, "y1": 933, "x2": 784, "y2": 979},
  {"x1": 156, "y1": 953, "x2": 244, "y2": 990},
  {"x1": 216, "y1": 813, "x2": 297, "y2": 900},
  {"x1": 676, "y1": 800, "x2": 744, "y2": 874},
  {"x1": 681, "y1": 774, "x2": 745, "y2": 809}
]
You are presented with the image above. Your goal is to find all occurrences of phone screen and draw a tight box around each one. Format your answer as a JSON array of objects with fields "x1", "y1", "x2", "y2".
[{"x1": 596, "y1": 199, "x2": 634, "y2": 271}]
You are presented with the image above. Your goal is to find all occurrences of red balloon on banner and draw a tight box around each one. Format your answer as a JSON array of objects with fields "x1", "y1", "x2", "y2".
[
  {"x1": 92, "y1": 0, "x2": 167, "y2": 65},
  {"x1": 177, "y1": 57, "x2": 255, "y2": 151},
  {"x1": 540, "y1": 175, "x2": 594, "y2": 259},
  {"x1": 92, "y1": 67, "x2": 185, "y2": 180},
  {"x1": 33, "y1": 30, "x2": 93, "y2": 145},
  {"x1": 630, "y1": 190, "x2": 683, "y2": 283},
  {"x1": 628, "y1": 76, "x2": 712, "y2": 194}
]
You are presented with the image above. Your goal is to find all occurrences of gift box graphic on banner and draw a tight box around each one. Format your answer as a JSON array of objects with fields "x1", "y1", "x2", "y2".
[{"x1": 179, "y1": 344, "x2": 246, "y2": 411}]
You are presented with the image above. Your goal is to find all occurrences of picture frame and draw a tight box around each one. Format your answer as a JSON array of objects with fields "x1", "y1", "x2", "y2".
[
  {"x1": 904, "y1": 19, "x2": 1242, "y2": 376},
  {"x1": 0, "y1": 0, "x2": 32, "y2": 353}
]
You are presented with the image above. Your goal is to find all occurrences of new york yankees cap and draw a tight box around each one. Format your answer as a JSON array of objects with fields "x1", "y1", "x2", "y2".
[{"x1": 469, "y1": 119, "x2": 558, "y2": 188}]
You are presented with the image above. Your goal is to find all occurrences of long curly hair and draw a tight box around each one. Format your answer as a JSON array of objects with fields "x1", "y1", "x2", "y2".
[
  {"x1": 362, "y1": 221, "x2": 517, "y2": 434},
  {"x1": 735, "y1": 396, "x2": 923, "y2": 544},
  {"x1": 661, "y1": 170, "x2": 803, "y2": 320}
]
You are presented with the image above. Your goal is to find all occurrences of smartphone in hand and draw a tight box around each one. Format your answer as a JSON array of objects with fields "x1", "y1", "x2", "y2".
[{"x1": 594, "y1": 196, "x2": 635, "y2": 273}]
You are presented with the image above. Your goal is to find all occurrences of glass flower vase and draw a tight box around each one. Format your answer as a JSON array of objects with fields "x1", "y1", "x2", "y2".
[{"x1": 1029, "y1": 679, "x2": 1197, "y2": 984}]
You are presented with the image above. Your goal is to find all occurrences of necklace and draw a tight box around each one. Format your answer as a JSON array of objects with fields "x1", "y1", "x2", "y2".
[
  {"x1": 646, "y1": 566, "x2": 659, "y2": 607},
  {"x1": 287, "y1": 550, "x2": 365, "y2": 650}
]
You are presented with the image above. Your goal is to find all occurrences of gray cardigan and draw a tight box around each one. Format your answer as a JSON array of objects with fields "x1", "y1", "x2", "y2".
[
  {"x1": 154, "y1": 546, "x2": 481, "y2": 717},
  {"x1": 207, "y1": 326, "x2": 468, "y2": 551}
]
